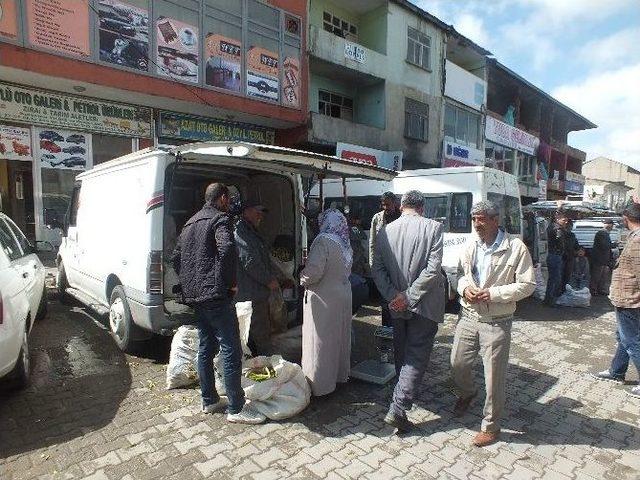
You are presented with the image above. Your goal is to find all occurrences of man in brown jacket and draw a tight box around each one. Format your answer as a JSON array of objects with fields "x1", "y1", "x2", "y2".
[
  {"x1": 592, "y1": 204, "x2": 640, "y2": 398},
  {"x1": 452, "y1": 200, "x2": 535, "y2": 447}
]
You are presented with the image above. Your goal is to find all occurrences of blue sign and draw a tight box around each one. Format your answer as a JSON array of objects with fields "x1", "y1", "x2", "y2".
[{"x1": 565, "y1": 181, "x2": 584, "y2": 194}]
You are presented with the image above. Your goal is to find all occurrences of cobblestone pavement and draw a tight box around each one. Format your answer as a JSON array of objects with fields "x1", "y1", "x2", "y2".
[{"x1": 1, "y1": 294, "x2": 639, "y2": 480}]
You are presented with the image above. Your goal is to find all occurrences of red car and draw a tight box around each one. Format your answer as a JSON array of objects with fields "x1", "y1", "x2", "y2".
[
  {"x1": 12, "y1": 141, "x2": 30, "y2": 156},
  {"x1": 40, "y1": 139, "x2": 61, "y2": 153}
]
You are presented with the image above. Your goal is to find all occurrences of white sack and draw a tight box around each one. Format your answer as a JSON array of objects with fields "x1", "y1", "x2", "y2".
[
  {"x1": 556, "y1": 284, "x2": 591, "y2": 308},
  {"x1": 166, "y1": 325, "x2": 199, "y2": 389},
  {"x1": 241, "y1": 355, "x2": 311, "y2": 420}
]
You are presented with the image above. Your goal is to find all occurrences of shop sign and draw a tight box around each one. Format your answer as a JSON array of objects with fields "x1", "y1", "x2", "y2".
[
  {"x1": 247, "y1": 46, "x2": 279, "y2": 102},
  {"x1": 485, "y1": 116, "x2": 539, "y2": 156},
  {"x1": 156, "y1": 16, "x2": 199, "y2": 83},
  {"x1": 282, "y1": 56, "x2": 301, "y2": 109},
  {"x1": 0, "y1": 125, "x2": 32, "y2": 160},
  {"x1": 538, "y1": 179, "x2": 547, "y2": 200},
  {"x1": 26, "y1": 0, "x2": 90, "y2": 57},
  {"x1": 549, "y1": 178, "x2": 562, "y2": 191},
  {"x1": 158, "y1": 111, "x2": 276, "y2": 145},
  {"x1": 0, "y1": 82, "x2": 153, "y2": 138},
  {"x1": 565, "y1": 171, "x2": 585, "y2": 184},
  {"x1": 336, "y1": 142, "x2": 402, "y2": 171},
  {"x1": 565, "y1": 181, "x2": 584, "y2": 194},
  {"x1": 344, "y1": 42, "x2": 365, "y2": 63},
  {"x1": 442, "y1": 140, "x2": 483, "y2": 167},
  {"x1": 36, "y1": 127, "x2": 89, "y2": 171}
]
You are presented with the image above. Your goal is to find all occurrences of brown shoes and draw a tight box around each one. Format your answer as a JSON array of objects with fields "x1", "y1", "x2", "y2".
[
  {"x1": 473, "y1": 430, "x2": 500, "y2": 447},
  {"x1": 453, "y1": 393, "x2": 476, "y2": 417}
]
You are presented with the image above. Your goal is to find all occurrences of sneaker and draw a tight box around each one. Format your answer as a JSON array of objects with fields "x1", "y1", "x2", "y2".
[
  {"x1": 383, "y1": 410, "x2": 413, "y2": 433},
  {"x1": 227, "y1": 404, "x2": 266, "y2": 424},
  {"x1": 627, "y1": 386, "x2": 640, "y2": 398},
  {"x1": 591, "y1": 370, "x2": 625, "y2": 384},
  {"x1": 202, "y1": 397, "x2": 228, "y2": 414}
]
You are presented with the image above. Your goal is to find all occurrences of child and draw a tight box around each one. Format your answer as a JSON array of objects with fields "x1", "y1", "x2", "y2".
[{"x1": 569, "y1": 246, "x2": 590, "y2": 290}]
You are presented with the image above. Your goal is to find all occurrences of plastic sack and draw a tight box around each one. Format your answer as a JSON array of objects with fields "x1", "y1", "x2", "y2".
[
  {"x1": 241, "y1": 355, "x2": 311, "y2": 420},
  {"x1": 167, "y1": 303, "x2": 253, "y2": 390},
  {"x1": 533, "y1": 264, "x2": 546, "y2": 301},
  {"x1": 166, "y1": 325, "x2": 199, "y2": 389},
  {"x1": 556, "y1": 284, "x2": 591, "y2": 308},
  {"x1": 269, "y1": 288, "x2": 289, "y2": 334}
]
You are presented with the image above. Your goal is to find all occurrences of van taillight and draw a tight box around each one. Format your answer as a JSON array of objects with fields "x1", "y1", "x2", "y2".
[{"x1": 148, "y1": 251, "x2": 163, "y2": 294}]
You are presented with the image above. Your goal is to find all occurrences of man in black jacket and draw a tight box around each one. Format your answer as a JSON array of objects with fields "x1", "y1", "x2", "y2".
[
  {"x1": 545, "y1": 211, "x2": 569, "y2": 306},
  {"x1": 173, "y1": 183, "x2": 265, "y2": 424},
  {"x1": 591, "y1": 219, "x2": 614, "y2": 295}
]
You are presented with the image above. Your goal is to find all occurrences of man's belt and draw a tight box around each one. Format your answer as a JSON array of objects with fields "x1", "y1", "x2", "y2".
[{"x1": 461, "y1": 307, "x2": 513, "y2": 322}]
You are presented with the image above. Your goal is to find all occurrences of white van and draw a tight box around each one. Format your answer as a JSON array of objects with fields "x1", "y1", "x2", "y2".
[
  {"x1": 56, "y1": 142, "x2": 394, "y2": 352},
  {"x1": 315, "y1": 166, "x2": 523, "y2": 302}
]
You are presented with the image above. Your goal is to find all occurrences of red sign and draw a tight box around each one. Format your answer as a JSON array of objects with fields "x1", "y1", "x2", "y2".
[{"x1": 340, "y1": 149, "x2": 377, "y2": 165}]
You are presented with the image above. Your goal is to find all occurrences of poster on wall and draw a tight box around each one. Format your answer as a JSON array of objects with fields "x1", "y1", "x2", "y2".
[
  {"x1": 0, "y1": 125, "x2": 32, "y2": 160},
  {"x1": 156, "y1": 16, "x2": 199, "y2": 83},
  {"x1": 36, "y1": 128, "x2": 89, "y2": 170},
  {"x1": 26, "y1": 0, "x2": 91, "y2": 57},
  {"x1": 0, "y1": 0, "x2": 18, "y2": 39},
  {"x1": 246, "y1": 46, "x2": 279, "y2": 102},
  {"x1": 282, "y1": 57, "x2": 300, "y2": 109},
  {"x1": 98, "y1": 0, "x2": 149, "y2": 72},
  {"x1": 205, "y1": 34, "x2": 241, "y2": 92}
]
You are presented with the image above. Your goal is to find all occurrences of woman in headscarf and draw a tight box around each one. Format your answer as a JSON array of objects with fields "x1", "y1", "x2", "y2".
[{"x1": 300, "y1": 209, "x2": 353, "y2": 396}]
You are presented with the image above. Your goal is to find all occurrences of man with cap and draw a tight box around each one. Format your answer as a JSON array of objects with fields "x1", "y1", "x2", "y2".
[
  {"x1": 235, "y1": 200, "x2": 279, "y2": 355},
  {"x1": 590, "y1": 219, "x2": 614, "y2": 295}
]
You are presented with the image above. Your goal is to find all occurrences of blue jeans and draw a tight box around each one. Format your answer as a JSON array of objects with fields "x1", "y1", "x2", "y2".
[
  {"x1": 610, "y1": 307, "x2": 640, "y2": 378},
  {"x1": 545, "y1": 253, "x2": 563, "y2": 303},
  {"x1": 195, "y1": 303, "x2": 245, "y2": 414}
]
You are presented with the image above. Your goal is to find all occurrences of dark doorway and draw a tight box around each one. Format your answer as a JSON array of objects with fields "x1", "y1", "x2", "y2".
[{"x1": 7, "y1": 160, "x2": 35, "y2": 241}]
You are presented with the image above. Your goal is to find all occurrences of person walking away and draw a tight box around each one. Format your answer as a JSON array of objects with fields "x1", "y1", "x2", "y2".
[
  {"x1": 452, "y1": 201, "x2": 535, "y2": 447},
  {"x1": 300, "y1": 209, "x2": 353, "y2": 396},
  {"x1": 235, "y1": 201, "x2": 279, "y2": 356},
  {"x1": 370, "y1": 192, "x2": 401, "y2": 327},
  {"x1": 371, "y1": 190, "x2": 445, "y2": 433},
  {"x1": 545, "y1": 211, "x2": 569, "y2": 306},
  {"x1": 562, "y1": 219, "x2": 578, "y2": 293},
  {"x1": 569, "y1": 246, "x2": 590, "y2": 290},
  {"x1": 590, "y1": 219, "x2": 614, "y2": 295},
  {"x1": 592, "y1": 204, "x2": 640, "y2": 398},
  {"x1": 173, "y1": 183, "x2": 265, "y2": 424}
]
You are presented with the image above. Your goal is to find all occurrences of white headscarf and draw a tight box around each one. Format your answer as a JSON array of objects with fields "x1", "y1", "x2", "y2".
[{"x1": 316, "y1": 208, "x2": 353, "y2": 270}]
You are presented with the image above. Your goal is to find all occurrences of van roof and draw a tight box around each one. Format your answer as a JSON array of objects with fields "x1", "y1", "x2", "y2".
[{"x1": 397, "y1": 166, "x2": 509, "y2": 178}]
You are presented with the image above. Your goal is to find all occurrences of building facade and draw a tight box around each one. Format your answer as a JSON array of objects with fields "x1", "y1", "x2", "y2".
[
  {"x1": 0, "y1": 0, "x2": 308, "y2": 246},
  {"x1": 583, "y1": 156, "x2": 640, "y2": 211}
]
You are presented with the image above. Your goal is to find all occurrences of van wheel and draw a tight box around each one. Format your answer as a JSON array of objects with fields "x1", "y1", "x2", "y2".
[
  {"x1": 109, "y1": 286, "x2": 138, "y2": 353},
  {"x1": 36, "y1": 286, "x2": 48, "y2": 321},
  {"x1": 8, "y1": 329, "x2": 30, "y2": 389},
  {"x1": 57, "y1": 262, "x2": 71, "y2": 305}
]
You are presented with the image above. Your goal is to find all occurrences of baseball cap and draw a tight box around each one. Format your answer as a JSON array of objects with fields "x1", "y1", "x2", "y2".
[{"x1": 243, "y1": 200, "x2": 269, "y2": 212}]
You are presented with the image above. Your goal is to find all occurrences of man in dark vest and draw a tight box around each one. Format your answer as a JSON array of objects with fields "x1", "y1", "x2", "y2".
[{"x1": 173, "y1": 183, "x2": 265, "y2": 424}]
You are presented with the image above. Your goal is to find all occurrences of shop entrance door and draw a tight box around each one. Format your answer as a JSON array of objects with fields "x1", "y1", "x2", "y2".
[{"x1": 6, "y1": 160, "x2": 35, "y2": 241}]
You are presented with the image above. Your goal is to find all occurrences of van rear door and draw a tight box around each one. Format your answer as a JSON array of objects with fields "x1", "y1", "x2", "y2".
[{"x1": 170, "y1": 142, "x2": 396, "y2": 181}]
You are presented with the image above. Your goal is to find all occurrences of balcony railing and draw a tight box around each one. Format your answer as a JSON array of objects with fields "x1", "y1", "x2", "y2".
[{"x1": 308, "y1": 25, "x2": 388, "y2": 80}]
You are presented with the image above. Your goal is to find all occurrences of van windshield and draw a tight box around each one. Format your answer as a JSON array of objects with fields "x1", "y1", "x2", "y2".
[{"x1": 487, "y1": 193, "x2": 521, "y2": 234}]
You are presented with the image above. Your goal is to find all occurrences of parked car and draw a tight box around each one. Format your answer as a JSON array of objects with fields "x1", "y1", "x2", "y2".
[
  {"x1": 56, "y1": 142, "x2": 394, "y2": 352},
  {"x1": 62, "y1": 145, "x2": 86, "y2": 155},
  {"x1": 39, "y1": 130, "x2": 64, "y2": 142},
  {"x1": 65, "y1": 134, "x2": 86, "y2": 144},
  {"x1": 0, "y1": 213, "x2": 47, "y2": 388},
  {"x1": 40, "y1": 140, "x2": 61, "y2": 153}
]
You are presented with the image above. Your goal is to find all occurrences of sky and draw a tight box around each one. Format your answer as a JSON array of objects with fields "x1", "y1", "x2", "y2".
[{"x1": 411, "y1": 0, "x2": 640, "y2": 169}]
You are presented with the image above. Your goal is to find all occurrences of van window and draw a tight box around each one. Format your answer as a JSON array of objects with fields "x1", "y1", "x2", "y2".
[
  {"x1": 423, "y1": 196, "x2": 447, "y2": 224},
  {"x1": 4, "y1": 216, "x2": 32, "y2": 255},
  {"x1": 487, "y1": 193, "x2": 521, "y2": 234},
  {"x1": 450, "y1": 193, "x2": 472, "y2": 233},
  {"x1": 69, "y1": 185, "x2": 81, "y2": 227},
  {"x1": 324, "y1": 196, "x2": 380, "y2": 229}
]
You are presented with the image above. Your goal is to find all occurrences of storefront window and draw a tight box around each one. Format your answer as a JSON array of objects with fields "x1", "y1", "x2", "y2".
[
  {"x1": 445, "y1": 103, "x2": 481, "y2": 149},
  {"x1": 92, "y1": 135, "x2": 134, "y2": 165},
  {"x1": 487, "y1": 142, "x2": 515, "y2": 174},
  {"x1": 41, "y1": 169, "x2": 78, "y2": 230},
  {"x1": 517, "y1": 152, "x2": 537, "y2": 184}
]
